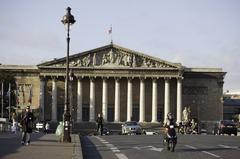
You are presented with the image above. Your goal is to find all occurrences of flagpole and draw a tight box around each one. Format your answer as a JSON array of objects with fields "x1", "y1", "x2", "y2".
[
  {"x1": 111, "y1": 26, "x2": 113, "y2": 44},
  {"x1": 23, "y1": 84, "x2": 25, "y2": 107},
  {"x1": 16, "y1": 82, "x2": 18, "y2": 121},
  {"x1": 1, "y1": 82, "x2": 3, "y2": 118},
  {"x1": 8, "y1": 83, "x2": 11, "y2": 121},
  {"x1": 109, "y1": 25, "x2": 113, "y2": 44}
]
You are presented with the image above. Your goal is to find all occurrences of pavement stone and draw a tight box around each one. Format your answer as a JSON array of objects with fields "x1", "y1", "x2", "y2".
[{"x1": 0, "y1": 132, "x2": 83, "y2": 159}]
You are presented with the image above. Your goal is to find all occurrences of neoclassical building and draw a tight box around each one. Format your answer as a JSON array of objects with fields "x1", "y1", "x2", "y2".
[{"x1": 0, "y1": 44, "x2": 226, "y2": 123}]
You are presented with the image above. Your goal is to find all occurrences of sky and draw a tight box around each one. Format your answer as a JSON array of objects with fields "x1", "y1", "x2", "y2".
[{"x1": 0, "y1": 0, "x2": 239, "y2": 92}]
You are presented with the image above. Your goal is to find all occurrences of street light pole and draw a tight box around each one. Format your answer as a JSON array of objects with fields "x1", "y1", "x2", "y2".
[
  {"x1": 1, "y1": 82, "x2": 3, "y2": 118},
  {"x1": 61, "y1": 7, "x2": 76, "y2": 143}
]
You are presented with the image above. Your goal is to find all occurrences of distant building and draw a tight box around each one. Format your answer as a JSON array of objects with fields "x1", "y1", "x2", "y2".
[
  {"x1": 224, "y1": 91, "x2": 240, "y2": 99},
  {"x1": 223, "y1": 91, "x2": 240, "y2": 120},
  {"x1": 0, "y1": 44, "x2": 226, "y2": 123}
]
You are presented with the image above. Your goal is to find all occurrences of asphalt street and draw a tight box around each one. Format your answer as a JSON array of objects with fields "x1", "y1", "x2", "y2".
[{"x1": 81, "y1": 134, "x2": 240, "y2": 159}]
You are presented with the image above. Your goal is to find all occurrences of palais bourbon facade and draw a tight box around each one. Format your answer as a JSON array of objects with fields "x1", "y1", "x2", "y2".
[{"x1": 0, "y1": 44, "x2": 226, "y2": 123}]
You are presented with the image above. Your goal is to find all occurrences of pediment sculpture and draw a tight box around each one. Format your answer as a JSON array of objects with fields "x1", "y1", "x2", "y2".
[
  {"x1": 53, "y1": 49, "x2": 177, "y2": 69},
  {"x1": 46, "y1": 44, "x2": 180, "y2": 69}
]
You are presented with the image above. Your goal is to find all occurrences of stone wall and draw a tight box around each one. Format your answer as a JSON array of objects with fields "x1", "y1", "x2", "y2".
[{"x1": 183, "y1": 72, "x2": 224, "y2": 121}]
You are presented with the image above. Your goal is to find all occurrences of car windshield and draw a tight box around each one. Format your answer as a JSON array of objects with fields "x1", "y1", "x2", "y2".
[
  {"x1": 221, "y1": 120, "x2": 235, "y2": 125},
  {"x1": 126, "y1": 122, "x2": 138, "y2": 126}
]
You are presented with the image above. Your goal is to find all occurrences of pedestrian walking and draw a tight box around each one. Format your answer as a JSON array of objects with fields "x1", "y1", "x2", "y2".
[
  {"x1": 96, "y1": 113, "x2": 104, "y2": 135},
  {"x1": 55, "y1": 121, "x2": 64, "y2": 142},
  {"x1": 11, "y1": 112, "x2": 18, "y2": 134},
  {"x1": 20, "y1": 106, "x2": 35, "y2": 146},
  {"x1": 44, "y1": 122, "x2": 50, "y2": 134}
]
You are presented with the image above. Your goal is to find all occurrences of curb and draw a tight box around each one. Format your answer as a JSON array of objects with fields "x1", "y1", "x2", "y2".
[{"x1": 71, "y1": 134, "x2": 83, "y2": 159}]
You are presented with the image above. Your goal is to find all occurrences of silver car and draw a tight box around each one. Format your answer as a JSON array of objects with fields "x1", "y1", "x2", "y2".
[{"x1": 121, "y1": 121, "x2": 142, "y2": 135}]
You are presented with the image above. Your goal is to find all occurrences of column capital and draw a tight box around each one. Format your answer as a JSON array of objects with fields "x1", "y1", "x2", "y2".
[
  {"x1": 39, "y1": 76, "x2": 46, "y2": 81},
  {"x1": 51, "y1": 76, "x2": 58, "y2": 81},
  {"x1": 102, "y1": 76, "x2": 109, "y2": 80},
  {"x1": 177, "y1": 76, "x2": 184, "y2": 81},
  {"x1": 164, "y1": 77, "x2": 171, "y2": 81},
  {"x1": 114, "y1": 77, "x2": 121, "y2": 81},
  {"x1": 76, "y1": 76, "x2": 84, "y2": 80},
  {"x1": 127, "y1": 77, "x2": 133, "y2": 81},
  {"x1": 90, "y1": 77, "x2": 96, "y2": 82},
  {"x1": 139, "y1": 77, "x2": 146, "y2": 81},
  {"x1": 152, "y1": 77, "x2": 158, "y2": 82}
]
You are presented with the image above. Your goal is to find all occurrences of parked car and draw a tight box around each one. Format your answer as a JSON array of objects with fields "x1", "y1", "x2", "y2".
[
  {"x1": 121, "y1": 121, "x2": 142, "y2": 135},
  {"x1": 213, "y1": 120, "x2": 238, "y2": 136}
]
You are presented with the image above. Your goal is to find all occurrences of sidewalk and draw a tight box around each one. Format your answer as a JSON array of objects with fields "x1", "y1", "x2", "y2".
[{"x1": 0, "y1": 132, "x2": 82, "y2": 159}]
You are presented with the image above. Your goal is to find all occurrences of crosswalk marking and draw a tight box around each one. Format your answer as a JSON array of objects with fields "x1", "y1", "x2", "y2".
[
  {"x1": 202, "y1": 151, "x2": 220, "y2": 158},
  {"x1": 185, "y1": 144, "x2": 197, "y2": 150},
  {"x1": 95, "y1": 136, "x2": 128, "y2": 159},
  {"x1": 115, "y1": 153, "x2": 128, "y2": 159},
  {"x1": 218, "y1": 144, "x2": 239, "y2": 150},
  {"x1": 185, "y1": 144, "x2": 220, "y2": 158}
]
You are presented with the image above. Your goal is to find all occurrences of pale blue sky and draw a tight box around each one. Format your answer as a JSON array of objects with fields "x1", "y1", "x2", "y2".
[{"x1": 0, "y1": 0, "x2": 239, "y2": 92}]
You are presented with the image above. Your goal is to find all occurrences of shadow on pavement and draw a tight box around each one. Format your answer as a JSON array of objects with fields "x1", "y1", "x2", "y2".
[
  {"x1": 0, "y1": 132, "x2": 44, "y2": 158},
  {"x1": 80, "y1": 136, "x2": 102, "y2": 159}
]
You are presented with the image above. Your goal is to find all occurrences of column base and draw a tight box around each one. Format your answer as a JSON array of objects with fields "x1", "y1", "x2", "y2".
[
  {"x1": 176, "y1": 120, "x2": 182, "y2": 125},
  {"x1": 51, "y1": 120, "x2": 58, "y2": 123},
  {"x1": 76, "y1": 120, "x2": 82, "y2": 123}
]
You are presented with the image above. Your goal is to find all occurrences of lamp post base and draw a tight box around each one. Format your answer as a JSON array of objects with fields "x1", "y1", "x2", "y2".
[{"x1": 63, "y1": 111, "x2": 71, "y2": 143}]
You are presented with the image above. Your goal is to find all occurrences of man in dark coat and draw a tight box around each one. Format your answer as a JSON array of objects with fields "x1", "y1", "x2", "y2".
[
  {"x1": 96, "y1": 113, "x2": 104, "y2": 135},
  {"x1": 21, "y1": 106, "x2": 34, "y2": 145}
]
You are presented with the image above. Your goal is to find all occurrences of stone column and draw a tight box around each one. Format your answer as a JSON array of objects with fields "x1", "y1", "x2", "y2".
[
  {"x1": 102, "y1": 78, "x2": 108, "y2": 121},
  {"x1": 89, "y1": 78, "x2": 95, "y2": 122},
  {"x1": 176, "y1": 77, "x2": 183, "y2": 124},
  {"x1": 39, "y1": 77, "x2": 45, "y2": 121},
  {"x1": 151, "y1": 78, "x2": 158, "y2": 123},
  {"x1": 77, "y1": 77, "x2": 83, "y2": 123},
  {"x1": 164, "y1": 78, "x2": 170, "y2": 123},
  {"x1": 139, "y1": 78, "x2": 145, "y2": 122},
  {"x1": 127, "y1": 78, "x2": 133, "y2": 121},
  {"x1": 51, "y1": 77, "x2": 57, "y2": 122},
  {"x1": 114, "y1": 78, "x2": 120, "y2": 122}
]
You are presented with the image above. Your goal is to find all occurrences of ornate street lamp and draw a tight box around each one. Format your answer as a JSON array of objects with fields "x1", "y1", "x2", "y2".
[{"x1": 61, "y1": 7, "x2": 76, "y2": 143}]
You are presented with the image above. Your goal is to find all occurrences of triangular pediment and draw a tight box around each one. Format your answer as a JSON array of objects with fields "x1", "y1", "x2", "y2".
[{"x1": 38, "y1": 44, "x2": 182, "y2": 69}]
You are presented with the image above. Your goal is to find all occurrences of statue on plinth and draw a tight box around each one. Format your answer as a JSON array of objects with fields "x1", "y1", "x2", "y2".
[{"x1": 182, "y1": 106, "x2": 191, "y2": 123}]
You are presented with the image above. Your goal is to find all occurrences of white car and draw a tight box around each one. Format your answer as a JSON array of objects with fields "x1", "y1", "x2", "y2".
[{"x1": 121, "y1": 121, "x2": 142, "y2": 135}]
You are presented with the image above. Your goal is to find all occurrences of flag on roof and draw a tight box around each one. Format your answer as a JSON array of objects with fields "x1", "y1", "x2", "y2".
[{"x1": 108, "y1": 26, "x2": 112, "y2": 34}]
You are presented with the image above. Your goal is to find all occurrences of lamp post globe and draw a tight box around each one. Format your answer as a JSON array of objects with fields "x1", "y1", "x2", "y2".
[{"x1": 61, "y1": 7, "x2": 75, "y2": 143}]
